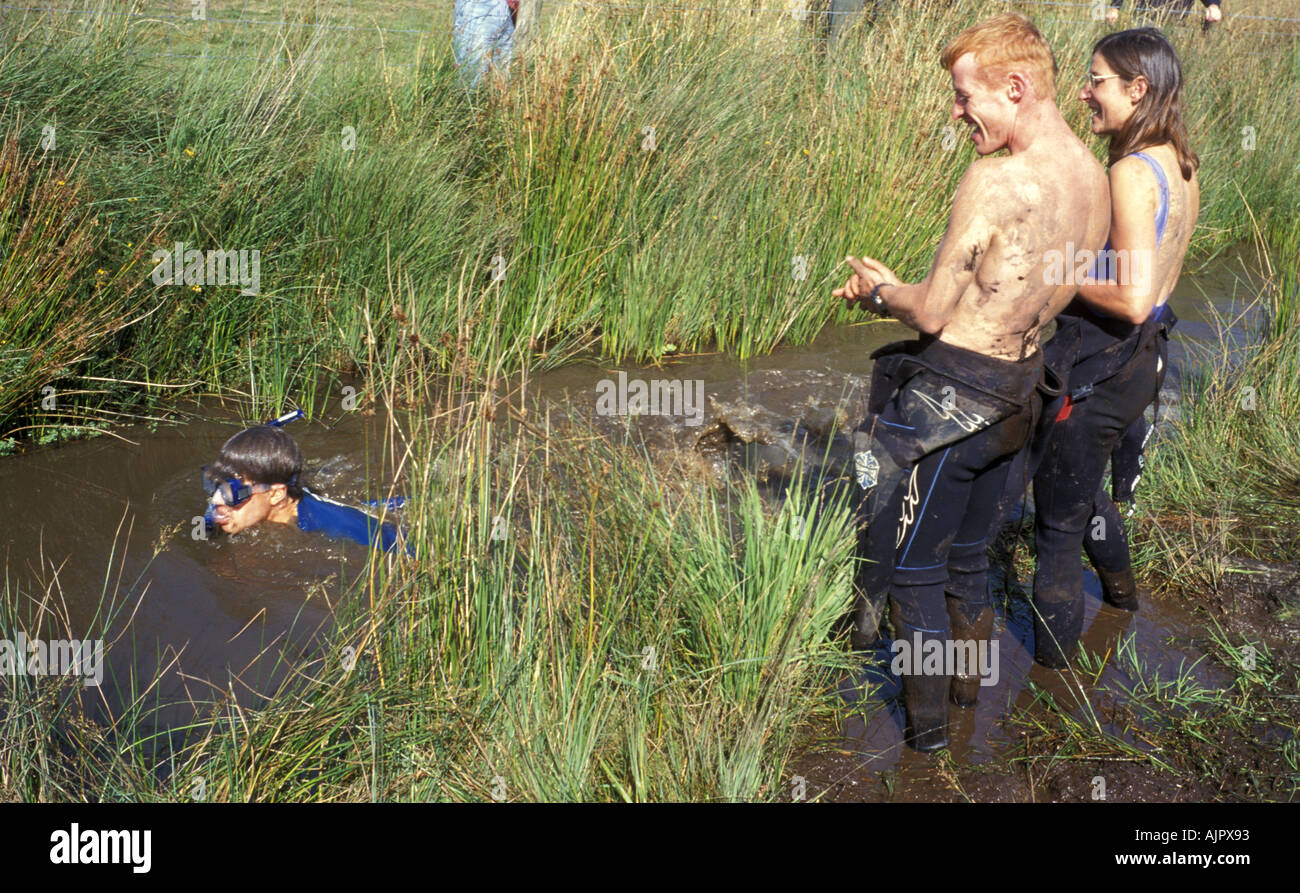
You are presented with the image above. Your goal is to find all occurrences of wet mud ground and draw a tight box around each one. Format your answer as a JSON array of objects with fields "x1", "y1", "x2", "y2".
[{"x1": 784, "y1": 557, "x2": 1300, "y2": 803}]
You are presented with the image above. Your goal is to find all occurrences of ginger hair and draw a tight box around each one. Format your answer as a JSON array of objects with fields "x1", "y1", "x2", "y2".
[{"x1": 940, "y1": 13, "x2": 1058, "y2": 99}]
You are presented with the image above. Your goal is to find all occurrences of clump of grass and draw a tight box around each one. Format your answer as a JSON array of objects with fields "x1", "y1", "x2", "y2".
[
  {"x1": 0, "y1": 122, "x2": 162, "y2": 442},
  {"x1": 1133, "y1": 221, "x2": 1300, "y2": 589}
]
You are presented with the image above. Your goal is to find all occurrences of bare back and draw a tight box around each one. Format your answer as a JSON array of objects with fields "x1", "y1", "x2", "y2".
[{"x1": 927, "y1": 129, "x2": 1110, "y2": 361}]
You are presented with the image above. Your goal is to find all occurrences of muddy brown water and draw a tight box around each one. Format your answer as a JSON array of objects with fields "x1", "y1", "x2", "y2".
[
  {"x1": 0, "y1": 253, "x2": 1269, "y2": 782},
  {"x1": 533, "y1": 252, "x2": 1266, "y2": 478},
  {"x1": 0, "y1": 408, "x2": 404, "y2": 755}
]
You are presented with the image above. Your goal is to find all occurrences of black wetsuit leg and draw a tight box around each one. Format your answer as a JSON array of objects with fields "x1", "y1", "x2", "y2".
[
  {"x1": 846, "y1": 336, "x2": 1044, "y2": 665},
  {"x1": 1032, "y1": 351, "x2": 1158, "y2": 666},
  {"x1": 1085, "y1": 328, "x2": 1169, "y2": 576},
  {"x1": 1083, "y1": 491, "x2": 1132, "y2": 575},
  {"x1": 891, "y1": 428, "x2": 1025, "y2": 633},
  {"x1": 849, "y1": 394, "x2": 914, "y2": 644},
  {"x1": 889, "y1": 409, "x2": 1031, "y2": 749},
  {"x1": 984, "y1": 385, "x2": 1067, "y2": 540}
]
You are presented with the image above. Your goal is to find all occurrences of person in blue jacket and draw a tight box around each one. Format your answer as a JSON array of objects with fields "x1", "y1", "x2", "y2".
[{"x1": 202, "y1": 425, "x2": 406, "y2": 554}]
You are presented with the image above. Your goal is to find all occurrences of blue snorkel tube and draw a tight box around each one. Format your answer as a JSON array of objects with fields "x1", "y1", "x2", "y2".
[
  {"x1": 202, "y1": 409, "x2": 306, "y2": 537},
  {"x1": 266, "y1": 409, "x2": 305, "y2": 428}
]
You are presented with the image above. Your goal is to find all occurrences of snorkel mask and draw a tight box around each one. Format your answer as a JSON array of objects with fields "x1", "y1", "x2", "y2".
[
  {"x1": 202, "y1": 468, "x2": 266, "y2": 507},
  {"x1": 201, "y1": 468, "x2": 272, "y2": 537}
]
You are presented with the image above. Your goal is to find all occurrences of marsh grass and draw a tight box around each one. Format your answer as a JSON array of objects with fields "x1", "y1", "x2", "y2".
[
  {"x1": 2, "y1": 0, "x2": 1299, "y2": 437},
  {"x1": 0, "y1": 123, "x2": 165, "y2": 441},
  {"x1": 1132, "y1": 221, "x2": 1300, "y2": 590}
]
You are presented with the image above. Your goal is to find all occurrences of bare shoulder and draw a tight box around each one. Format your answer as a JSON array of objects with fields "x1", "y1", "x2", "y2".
[
  {"x1": 1110, "y1": 153, "x2": 1152, "y2": 178},
  {"x1": 956, "y1": 155, "x2": 1043, "y2": 219},
  {"x1": 953, "y1": 157, "x2": 1006, "y2": 194},
  {"x1": 1109, "y1": 155, "x2": 1160, "y2": 209}
]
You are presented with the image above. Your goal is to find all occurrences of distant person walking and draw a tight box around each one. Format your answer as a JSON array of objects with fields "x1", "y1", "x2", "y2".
[
  {"x1": 1107, "y1": 1, "x2": 1223, "y2": 29},
  {"x1": 454, "y1": 0, "x2": 516, "y2": 91}
]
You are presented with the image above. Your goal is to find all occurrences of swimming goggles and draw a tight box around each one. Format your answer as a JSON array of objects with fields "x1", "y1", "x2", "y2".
[{"x1": 201, "y1": 467, "x2": 267, "y2": 507}]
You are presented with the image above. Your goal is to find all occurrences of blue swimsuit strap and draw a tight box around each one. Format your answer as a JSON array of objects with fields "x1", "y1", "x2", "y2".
[
  {"x1": 1086, "y1": 152, "x2": 1173, "y2": 322},
  {"x1": 1128, "y1": 151, "x2": 1170, "y2": 248}
]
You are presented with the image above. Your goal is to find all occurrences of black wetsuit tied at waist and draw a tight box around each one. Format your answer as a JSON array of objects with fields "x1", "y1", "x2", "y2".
[
  {"x1": 1046, "y1": 300, "x2": 1177, "y2": 405},
  {"x1": 864, "y1": 334, "x2": 1046, "y2": 449},
  {"x1": 985, "y1": 300, "x2": 1178, "y2": 541},
  {"x1": 845, "y1": 335, "x2": 1047, "y2": 644},
  {"x1": 1029, "y1": 300, "x2": 1178, "y2": 667}
]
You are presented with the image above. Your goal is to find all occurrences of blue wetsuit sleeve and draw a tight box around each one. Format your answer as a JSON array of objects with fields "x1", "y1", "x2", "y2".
[{"x1": 298, "y1": 491, "x2": 409, "y2": 553}]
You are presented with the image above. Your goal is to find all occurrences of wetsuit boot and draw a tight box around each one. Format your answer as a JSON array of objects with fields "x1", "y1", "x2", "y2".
[
  {"x1": 1096, "y1": 566, "x2": 1140, "y2": 611},
  {"x1": 1033, "y1": 588, "x2": 1083, "y2": 669},
  {"x1": 945, "y1": 540, "x2": 997, "y2": 707},
  {"x1": 901, "y1": 671, "x2": 951, "y2": 752},
  {"x1": 947, "y1": 603, "x2": 994, "y2": 707},
  {"x1": 893, "y1": 602, "x2": 951, "y2": 752}
]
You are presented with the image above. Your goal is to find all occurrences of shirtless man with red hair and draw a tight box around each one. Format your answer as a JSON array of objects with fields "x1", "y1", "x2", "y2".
[{"x1": 832, "y1": 13, "x2": 1108, "y2": 751}]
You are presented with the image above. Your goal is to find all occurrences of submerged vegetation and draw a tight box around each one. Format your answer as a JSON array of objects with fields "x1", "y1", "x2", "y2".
[{"x1": 1, "y1": 0, "x2": 1298, "y2": 800}]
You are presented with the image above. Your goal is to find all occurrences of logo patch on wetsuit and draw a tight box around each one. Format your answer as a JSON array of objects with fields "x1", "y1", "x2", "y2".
[
  {"x1": 914, "y1": 389, "x2": 988, "y2": 433},
  {"x1": 896, "y1": 465, "x2": 921, "y2": 549},
  {"x1": 854, "y1": 450, "x2": 879, "y2": 490}
]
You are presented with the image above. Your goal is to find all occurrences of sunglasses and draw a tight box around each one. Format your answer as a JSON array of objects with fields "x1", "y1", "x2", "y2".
[
  {"x1": 1084, "y1": 73, "x2": 1121, "y2": 90},
  {"x1": 201, "y1": 466, "x2": 268, "y2": 508}
]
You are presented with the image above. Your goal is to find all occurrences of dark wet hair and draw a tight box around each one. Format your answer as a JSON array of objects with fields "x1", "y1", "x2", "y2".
[
  {"x1": 1093, "y1": 28, "x2": 1199, "y2": 180},
  {"x1": 210, "y1": 425, "x2": 304, "y2": 500}
]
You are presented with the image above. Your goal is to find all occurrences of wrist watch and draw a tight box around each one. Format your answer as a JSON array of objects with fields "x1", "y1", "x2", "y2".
[{"x1": 867, "y1": 281, "x2": 890, "y2": 316}]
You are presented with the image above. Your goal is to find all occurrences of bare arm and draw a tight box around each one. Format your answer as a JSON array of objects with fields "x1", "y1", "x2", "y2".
[
  {"x1": 1074, "y1": 156, "x2": 1159, "y2": 325},
  {"x1": 834, "y1": 164, "x2": 996, "y2": 334}
]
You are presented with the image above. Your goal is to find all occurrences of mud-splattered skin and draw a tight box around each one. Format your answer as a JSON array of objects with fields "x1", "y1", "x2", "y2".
[{"x1": 836, "y1": 53, "x2": 1111, "y2": 361}]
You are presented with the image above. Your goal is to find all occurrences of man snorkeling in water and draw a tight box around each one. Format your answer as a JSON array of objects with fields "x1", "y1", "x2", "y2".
[
  {"x1": 202, "y1": 424, "x2": 406, "y2": 554},
  {"x1": 831, "y1": 13, "x2": 1109, "y2": 751}
]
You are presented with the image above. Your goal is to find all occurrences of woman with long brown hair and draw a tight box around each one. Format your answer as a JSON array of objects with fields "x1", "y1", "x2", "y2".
[{"x1": 1032, "y1": 27, "x2": 1199, "y2": 667}]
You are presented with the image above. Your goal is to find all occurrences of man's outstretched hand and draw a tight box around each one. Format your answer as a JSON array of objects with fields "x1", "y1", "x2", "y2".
[{"x1": 833, "y1": 255, "x2": 900, "y2": 313}]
